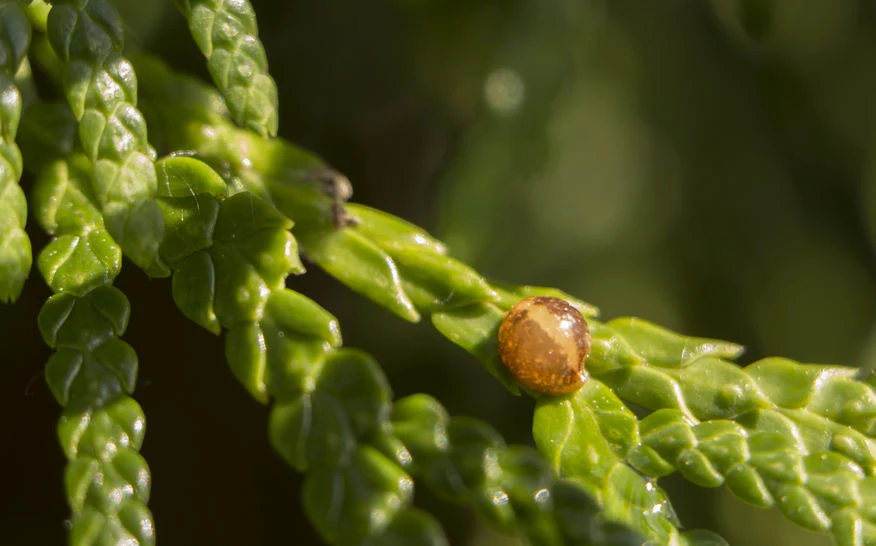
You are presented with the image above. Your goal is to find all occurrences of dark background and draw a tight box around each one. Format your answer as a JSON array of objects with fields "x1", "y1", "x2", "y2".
[{"x1": 3, "y1": 0, "x2": 876, "y2": 544}]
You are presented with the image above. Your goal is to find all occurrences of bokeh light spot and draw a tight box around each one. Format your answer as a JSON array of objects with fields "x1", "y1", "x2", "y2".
[{"x1": 483, "y1": 69, "x2": 525, "y2": 115}]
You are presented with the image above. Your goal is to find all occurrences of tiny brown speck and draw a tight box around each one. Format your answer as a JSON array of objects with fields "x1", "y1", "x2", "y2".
[{"x1": 497, "y1": 296, "x2": 590, "y2": 396}]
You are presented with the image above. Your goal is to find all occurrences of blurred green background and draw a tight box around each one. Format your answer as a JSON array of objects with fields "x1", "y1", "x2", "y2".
[{"x1": 3, "y1": 0, "x2": 876, "y2": 544}]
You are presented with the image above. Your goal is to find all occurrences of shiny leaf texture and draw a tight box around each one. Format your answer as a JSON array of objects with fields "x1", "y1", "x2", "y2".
[
  {"x1": 87, "y1": 111, "x2": 453, "y2": 543},
  {"x1": 28, "y1": 138, "x2": 156, "y2": 542},
  {"x1": 33, "y1": 157, "x2": 121, "y2": 296},
  {"x1": 130, "y1": 58, "x2": 696, "y2": 543},
  {"x1": 46, "y1": 0, "x2": 167, "y2": 276},
  {"x1": 124, "y1": 51, "x2": 876, "y2": 545},
  {"x1": 391, "y1": 393, "x2": 647, "y2": 546},
  {"x1": 175, "y1": 0, "x2": 278, "y2": 137},
  {"x1": 59, "y1": 396, "x2": 154, "y2": 546},
  {"x1": 0, "y1": 1, "x2": 32, "y2": 302},
  {"x1": 35, "y1": 275, "x2": 154, "y2": 542},
  {"x1": 97, "y1": 73, "x2": 641, "y2": 540}
]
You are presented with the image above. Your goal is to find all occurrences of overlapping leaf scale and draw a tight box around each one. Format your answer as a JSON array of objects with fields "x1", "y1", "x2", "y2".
[
  {"x1": 175, "y1": 0, "x2": 278, "y2": 137},
  {"x1": 391, "y1": 393, "x2": 646, "y2": 546},
  {"x1": 0, "y1": 1, "x2": 32, "y2": 302},
  {"x1": 629, "y1": 407, "x2": 876, "y2": 545},
  {"x1": 533, "y1": 379, "x2": 727, "y2": 545},
  {"x1": 259, "y1": 157, "x2": 876, "y2": 542},
  {"x1": 133, "y1": 56, "x2": 428, "y2": 322},
  {"x1": 583, "y1": 318, "x2": 876, "y2": 544},
  {"x1": 31, "y1": 154, "x2": 154, "y2": 545},
  {"x1": 264, "y1": 177, "x2": 608, "y2": 398},
  {"x1": 148, "y1": 155, "x2": 448, "y2": 544},
  {"x1": 89, "y1": 48, "x2": 876, "y2": 546},
  {"x1": 46, "y1": 0, "x2": 167, "y2": 276},
  {"x1": 130, "y1": 57, "x2": 681, "y2": 544}
]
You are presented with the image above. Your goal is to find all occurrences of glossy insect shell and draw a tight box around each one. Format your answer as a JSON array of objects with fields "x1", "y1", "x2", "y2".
[{"x1": 497, "y1": 296, "x2": 590, "y2": 396}]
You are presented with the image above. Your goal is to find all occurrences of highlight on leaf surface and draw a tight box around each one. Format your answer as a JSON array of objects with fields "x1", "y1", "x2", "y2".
[
  {"x1": 45, "y1": 0, "x2": 168, "y2": 277},
  {"x1": 0, "y1": 0, "x2": 32, "y2": 302},
  {"x1": 174, "y1": 0, "x2": 279, "y2": 137},
  {"x1": 31, "y1": 150, "x2": 157, "y2": 543}
]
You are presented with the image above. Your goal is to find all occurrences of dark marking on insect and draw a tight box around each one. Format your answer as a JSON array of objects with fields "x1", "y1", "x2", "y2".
[
  {"x1": 303, "y1": 167, "x2": 358, "y2": 228},
  {"x1": 497, "y1": 296, "x2": 590, "y2": 396}
]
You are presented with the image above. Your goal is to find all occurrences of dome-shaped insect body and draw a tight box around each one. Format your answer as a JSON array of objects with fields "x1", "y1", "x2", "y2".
[{"x1": 497, "y1": 296, "x2": 590, "y2": 396}]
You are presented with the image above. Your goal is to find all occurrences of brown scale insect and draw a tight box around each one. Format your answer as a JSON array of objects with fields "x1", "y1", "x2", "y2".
[{"x1": 497, "y1": 296, "x2": 590, "y2": 396}]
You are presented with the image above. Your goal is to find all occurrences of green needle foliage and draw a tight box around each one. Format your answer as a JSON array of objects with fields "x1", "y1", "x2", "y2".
[
  {"x1": 4, "y1": 2, "x2": 876, "y2": 545},
  {"x1": 46, "y1": 0, "x2": 167, "y2": 277},
  {"x1": 174, "y1": 0, "x2": 279, "y2": 138},
  {"x1": 30, "y1": 153, "x2": 153, "y2": 542},
  {"x1": 0, "y1": 0, "x2": 32, "y2": 302}
]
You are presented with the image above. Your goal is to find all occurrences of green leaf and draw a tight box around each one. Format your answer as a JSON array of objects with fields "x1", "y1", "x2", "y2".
[
  {"x1": 391, "y1": 393, "x2": 450, "y2": 465},
  {"x1": 225, "y1": 322, "x2": 268, "y2": 402},
  {"x1": 57, "y1": 396, "x2": 147, "y2": 459},
  {"x1": 550, "y1": 481, "x2": 647, "y2": 546},
  {"x1": 316, "y1": 349, "x2": 391, "y2": 438},
  {"x1": 494, "y1": 284, "x2": 600, "y2": 318},
  {"x1": 270, "y1": 389, "x2": 357, "y2": 471},
  {"x1": 45, "y1": 339, "x2": 137, "y2": 409},
  {"x1": 747, "y1": 359, "x2": 876, "y2": 436},
  {"x1": 46, "y1": 1, "x2": 124, "y2": 64},
  {"x1": 432, "y1": 302, "x2": 520, "y2": 395},
  {"x1": 303, "y1": 446, "x2": 413, "y2": 544},
  {"x1": 176, "y1": 0, "x2": 279, "y2": 137},
  {"x1": 392, "y1": 249, "x2": 498, "y2": 311},
  {"x1": 268, "y1": 349, "x2": 391, "y2": 470},
  {"x1": 17, "y1": 102, "x2": 79, "y2": 170},
  {"x1": 347, "y1": 203, "x2": 447, "y2": 254},
  {"x1": 0, "y1": 215, "x2": 30, "y2": 302},
  {"x1": 157, "y1": 194, "x2": 220, "y2": 264},
  {"x1": 534, "y1": 382, "x2": 628, "y2": 485},
  {"x1": 533, "y1": 381, "x2": 682, "y2": 542},
  {"x1": 674, "y1": 357, "x2": 769, "y2": 420},
  {"x1": 264, "y1": 289, "x2": 342, "y2": 347},
  {"x1": 298, "y1": 228, "x2": 420, "y2": 322},
  {"x1": 38, "y1": 286, "x2": 129, "y2": 351},
  {"x1": 392, "y1": 395, "x2": 506, "y2": 502},
  {"x1": 0, "y1": 8, "x2": 32, "y2": 303},
  {"x1": 210, "y1": 193, "x2": 303, "y2": 325},
  {"x1": 262, "y1": 328, "x2": 331, "y2": 400},
  {"x1": 171, "y1": 250, "x2": 220, "y2": 334},
  {"x1": 37, "y1": 231, "x2": 121, "y2": 295},
  {"x1": 746, "y1": 358, "x2": 825, "y2": 409},
  {"x1": 495, "y1": 447, "x2": 564, "y2": 545},
  {"x1": 213, "y1": 190, "x2": 290, "y2": 239},
  {"x1": 155, "y1": 155, "x2": 227, "y2": 198},
  {"x1": 391, "y1": 394, "x2": 645, "y2": 542},
  {"x1": 0, "y1": 3, "x2": 32, "y2": 74},
  {"x1": 606, "y1": 317, "x2": 745, "y2": 367},
  {"x1": 117, "y1": 501, "x2": 156, "y2": 545},
  {"x1": 31, "y1": 157, "x2": 102, "y2": 236},
  {"x1": 103, "y1": 187, "x2": 169, "y2": 279},
  {"x1": 47, "y1": 0, "x2": 169, "y2": 278},
  {"x1": 365, "y1": 509, "x2": 448, "y2": 546}
]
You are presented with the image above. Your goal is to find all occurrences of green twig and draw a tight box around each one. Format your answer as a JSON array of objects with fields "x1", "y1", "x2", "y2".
[
  {"x1": 174, "y1": 0, "x2": 279, "y2": 137},
  {"x1": 31, "y1": 154, "x2": 154, "y2": 545},
  {"x1": 45, "y1": 0, "x2": 167, "y2": 276},
  {"x1": 0, "y1": 0, "x2": 33, "y2": 302}
]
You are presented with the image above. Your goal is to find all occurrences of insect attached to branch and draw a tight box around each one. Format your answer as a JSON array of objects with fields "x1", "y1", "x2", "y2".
[{"x1": 498, "y1": 296, "x2": 590, "y2": 396}]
